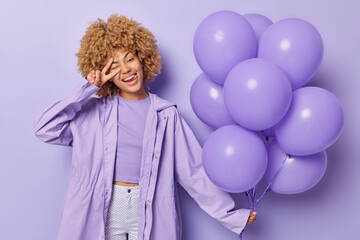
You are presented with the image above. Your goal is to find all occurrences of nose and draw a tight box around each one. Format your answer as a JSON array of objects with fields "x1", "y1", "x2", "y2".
[{"x1": 121, "y1": 64, "x2": 131, "y2": 75}]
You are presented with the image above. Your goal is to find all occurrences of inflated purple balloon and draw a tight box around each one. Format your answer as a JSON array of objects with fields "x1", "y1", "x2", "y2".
[
  {"x1": 265, "y1": 140, "x2": 327, "y2": 194},
  {"x1": 202, "y1": 124, "x2": 267, "y2": 193},
  {"x1": 224, "y1": 58, "x2": 292, "y2": 131},
  {"x1": 258, "y1": 18, "x2": 324, "y2": 90},
  {"x1": 243, "y1": 13, "x2": 273, "y2": 43},
  {"x1": 275, "y1": 87, "x2": 344, "y2": 156},
  {"x1": 190, "y1": 73, "x2": 236, "y2": 128},
  {"x1": 193, "y1": 11, "x2": 257, "y2": 85}
]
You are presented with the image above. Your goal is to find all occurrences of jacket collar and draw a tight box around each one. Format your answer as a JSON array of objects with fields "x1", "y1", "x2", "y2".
[{"x1": 148, "y1": 92, "x2": 177, "y2": 111}]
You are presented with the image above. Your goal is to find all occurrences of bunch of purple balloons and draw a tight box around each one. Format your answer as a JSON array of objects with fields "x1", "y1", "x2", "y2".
[{"x1": 191, "y1": 11, "x2": 344, "y2": 197}]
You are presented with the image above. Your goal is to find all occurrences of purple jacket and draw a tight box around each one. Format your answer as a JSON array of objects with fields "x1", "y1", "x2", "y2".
[{"x1": 33, "y1": 78, "x2": 250, "y2": 240}]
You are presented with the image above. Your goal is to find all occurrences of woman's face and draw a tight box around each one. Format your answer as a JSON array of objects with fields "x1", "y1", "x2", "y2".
[{"x1": 109, "y1": 49, "x2": 146, "y2": 100}]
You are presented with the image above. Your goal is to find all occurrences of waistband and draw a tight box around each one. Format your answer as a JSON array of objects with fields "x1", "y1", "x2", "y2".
[{"x1": 112, "y1": 184, "x2": 139, "y2": 193}]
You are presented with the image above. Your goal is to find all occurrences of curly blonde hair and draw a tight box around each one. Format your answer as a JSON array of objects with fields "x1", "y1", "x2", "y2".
[{"x1": 76, "y1": 14, "x2": 161, "y2": 97}]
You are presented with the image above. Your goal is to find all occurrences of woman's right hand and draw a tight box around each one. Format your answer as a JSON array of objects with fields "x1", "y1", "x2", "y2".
[{"x1": 86, "y1": 57, "x2": 121, "y2": 88}]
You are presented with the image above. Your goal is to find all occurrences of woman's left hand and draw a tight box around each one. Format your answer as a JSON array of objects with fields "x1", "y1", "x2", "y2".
[{"x1": 246, "y1": 211, "x2": 257, "y2": 225}]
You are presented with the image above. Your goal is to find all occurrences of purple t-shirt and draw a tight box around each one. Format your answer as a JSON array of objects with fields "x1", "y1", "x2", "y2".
[{"x1": 114, "y1": 94, "x2": 150, "y2": 183}]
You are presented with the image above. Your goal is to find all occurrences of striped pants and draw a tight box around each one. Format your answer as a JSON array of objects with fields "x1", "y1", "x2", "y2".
[{"x1": 105, "y1": 184, "x2": 139, "y2": 240}]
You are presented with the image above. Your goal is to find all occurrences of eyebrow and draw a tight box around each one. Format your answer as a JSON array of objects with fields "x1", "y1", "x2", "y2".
[{"x1": 112, "y1": 52, "x2": 132, "y2": 64}]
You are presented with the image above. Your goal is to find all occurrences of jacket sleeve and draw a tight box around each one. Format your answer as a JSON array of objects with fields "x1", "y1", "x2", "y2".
[
  {"x1": 174, "y1": 112, "x2": 251, "y2": 236},
  {"x1": 33, "y1": 78, "x2": 100, "y2": 146}
]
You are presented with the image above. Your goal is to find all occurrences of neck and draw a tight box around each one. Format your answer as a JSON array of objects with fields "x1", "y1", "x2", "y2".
[{"x1": 119, "y1": 88, "x2": 149, "y2": 100}]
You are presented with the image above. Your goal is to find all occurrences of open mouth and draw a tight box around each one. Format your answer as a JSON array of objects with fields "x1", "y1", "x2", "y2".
[{"x1": 123, "y1": 74, "x2": 137, "y2": 83}]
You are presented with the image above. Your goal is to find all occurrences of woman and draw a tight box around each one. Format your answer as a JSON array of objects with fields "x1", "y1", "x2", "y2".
[{"x1": 33, "y1": 14, "x2": 256, "y2": 240}]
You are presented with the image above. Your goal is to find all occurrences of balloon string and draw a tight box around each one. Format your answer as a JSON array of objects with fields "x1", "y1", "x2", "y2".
[
  {"x1": 254, "y1": 155, "x2": 289, "y2": 209},
  {"x1": 240, "y1": 139, "x2": 288, "y2": 240},
  {"x1": 251, "y1": 187, "x2": 256, "y2": 210},
  {"x1": 241, "y1": 188, "x2": 258, "y2": 239},
  {"x1": 252, "y1": 184, "x2": 257, "y2": 201},
  {"x1": 244, "y1": 191, "x2": 252, "y2": 209},
  {"x1": 239, "y1": 230, "x2": 244, "y2": 240}
]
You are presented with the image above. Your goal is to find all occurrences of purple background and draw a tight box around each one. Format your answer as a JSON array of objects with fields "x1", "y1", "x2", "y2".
[{"x1": 0, "y1": 0, "x2": 358, "y2": 239}]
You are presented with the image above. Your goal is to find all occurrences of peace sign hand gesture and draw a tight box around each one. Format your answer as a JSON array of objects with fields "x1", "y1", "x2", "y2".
[{"x1": 86, "y1": 57, "x2": 121, "y2": 88}]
